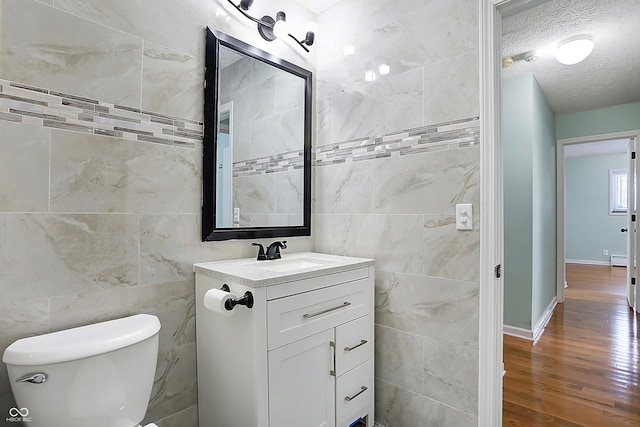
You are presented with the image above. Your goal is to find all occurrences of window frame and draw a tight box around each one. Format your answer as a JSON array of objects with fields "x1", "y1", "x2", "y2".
[{"x1": 609, "y1": 168, "x2": 628, "y2": 215}]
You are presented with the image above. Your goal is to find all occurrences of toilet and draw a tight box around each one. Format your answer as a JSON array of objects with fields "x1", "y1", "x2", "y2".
[{"x1": 2, "y1": 314, "x2": 161, "y2": 427}]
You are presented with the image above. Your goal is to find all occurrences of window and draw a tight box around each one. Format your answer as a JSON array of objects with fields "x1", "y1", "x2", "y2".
[{"x1": 610, "y1": 168, "x2": 628, "y2": 215}]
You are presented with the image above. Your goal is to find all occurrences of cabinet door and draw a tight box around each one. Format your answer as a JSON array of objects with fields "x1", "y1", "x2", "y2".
[{"x1": 268, "y1": 329, "x2": 336, "y2": 427}]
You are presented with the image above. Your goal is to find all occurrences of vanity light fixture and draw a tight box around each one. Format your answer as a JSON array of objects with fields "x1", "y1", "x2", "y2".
[
  {"x1": 554, "y1": 35, "x2": 594, "y2": 65},
  {"x1": 226, "y1": 0, "x2": 315, "y2": 52},
  {"x1": 378, "y1": 64, "x2": 390, "y2": 75}
]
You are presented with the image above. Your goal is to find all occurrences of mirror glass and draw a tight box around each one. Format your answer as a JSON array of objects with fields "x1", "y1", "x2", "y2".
[{"x1": 203, "y1": 28, "x2": 311, "y2": 241}]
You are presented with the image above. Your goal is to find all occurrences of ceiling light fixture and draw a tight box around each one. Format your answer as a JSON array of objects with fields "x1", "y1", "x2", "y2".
[
  {"x1": 554, "y1": 35, "x2": 594, "y2": 65},
  {"x1": 226, "y1": 0, "x2": 315, "y2": 52}
]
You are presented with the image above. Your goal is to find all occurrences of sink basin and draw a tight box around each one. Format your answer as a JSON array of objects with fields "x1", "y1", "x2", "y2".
[{"x1": 254, "y1": 259, "x2": 325, "y2": 273}]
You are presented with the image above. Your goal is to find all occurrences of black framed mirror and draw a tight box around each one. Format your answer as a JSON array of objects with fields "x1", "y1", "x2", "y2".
[{"x1": 203, "y1": 28, "x2": 312, "y2": 241}]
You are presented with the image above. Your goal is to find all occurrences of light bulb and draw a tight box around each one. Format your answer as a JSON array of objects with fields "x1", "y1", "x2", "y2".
[
  {"x1": 273, "y1": 11, "x2": 288, "y2": 39},
  {"x1": 378, "y1": 64, "x2": 390, "y2": 75},
  {"x1": 555, "y1": 36, "x2": 593, "y2": 65}
]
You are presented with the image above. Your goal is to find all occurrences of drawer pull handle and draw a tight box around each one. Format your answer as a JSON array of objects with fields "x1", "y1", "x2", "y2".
[
  {"x1": 344, "y1": 339, "x2": 368, "y2": 352},
  {"x1": 303, "y1": 302, "x2": 351, "y2": 318},
  {"x1": 344, "y1": 386, "x2": 368, "y2": 402}
]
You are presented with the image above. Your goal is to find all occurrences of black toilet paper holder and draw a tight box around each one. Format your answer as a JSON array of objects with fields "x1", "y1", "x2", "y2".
[{"x1": 220, "y1": 284, "x2": 254, "y2": 311}]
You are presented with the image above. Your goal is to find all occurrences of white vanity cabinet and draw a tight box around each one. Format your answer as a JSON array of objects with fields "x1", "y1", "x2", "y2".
[{"x1": 194, "y1": 253, "x2": 374, "y2": 427}]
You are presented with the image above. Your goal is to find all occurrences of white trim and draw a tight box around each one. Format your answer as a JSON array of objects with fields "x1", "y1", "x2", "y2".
[
  {"x1": 565, "y1": 259, "x2": 610, "y2": 266},
  {"x1": 479, "y1": 1, "x2": 507, "y2": 426},
  {"x1": 503, "y1": 325, "x2": 533, "y2": 340},
  {"x1": 503, "y1": 296, "x2": 557, "y2": 343},
  {"x1": 556, "y1": 130, "x2": 640, "y2": 307},
  {"x1": 532, "y1": 296, "x2": 557, "y2": 343}
]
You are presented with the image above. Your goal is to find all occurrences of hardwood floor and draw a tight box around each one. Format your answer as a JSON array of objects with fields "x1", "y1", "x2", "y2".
[{"x1": 503, "y1": 264, "x2": 640, "y2": 426}]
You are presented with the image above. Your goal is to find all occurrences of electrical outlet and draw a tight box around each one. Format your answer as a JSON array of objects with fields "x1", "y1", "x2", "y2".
[{"x1": 603, "y1": 249, "x2": 609, "y2": 256}]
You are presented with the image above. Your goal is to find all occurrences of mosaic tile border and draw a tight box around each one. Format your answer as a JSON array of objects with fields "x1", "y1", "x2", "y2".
[
  {"x1": 314, "y1": 117, "x2": 480, "y2": 166},
  {"x1": 233, "y1": 150, "x2": 304, "y2": 177},
  {"x1": 0, "y1": 80, "x2": 203, "y2": 148}
]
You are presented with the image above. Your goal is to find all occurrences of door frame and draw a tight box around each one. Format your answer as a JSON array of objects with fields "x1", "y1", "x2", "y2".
[
  {"x1": 556, "y1": 131, "x2": 640, "y2": 304},
  {"x1": 479, "y1": 0, "x2": 560, "y2": 424},
  {"x1": 480, "y1": 0, "x2": 640, "y2": 424}
]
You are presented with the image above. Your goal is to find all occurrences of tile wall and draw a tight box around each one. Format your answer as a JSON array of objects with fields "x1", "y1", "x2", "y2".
[
  {"x1": 314, "y1": 0, "x2": 481, "y2": 426},
  {"x1": 0, "y1": 0, "x2": 315, "y2": 426}
]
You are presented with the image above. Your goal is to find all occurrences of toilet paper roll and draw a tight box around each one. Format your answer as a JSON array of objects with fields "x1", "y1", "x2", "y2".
[{"x1": 203, "y1": 288, "x2": 237, "y2": 316}]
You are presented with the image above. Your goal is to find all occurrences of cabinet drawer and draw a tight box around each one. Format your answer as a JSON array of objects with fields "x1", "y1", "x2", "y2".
[
  {"x1": 335, "y1": 315, "x2": 373, "y2": 377},
  {"x1": 336, "y1": 360, "x2": 373, "y2": 427},
  {"x1": 267, "y1": 278, "x2": 371, "y2": 350}
]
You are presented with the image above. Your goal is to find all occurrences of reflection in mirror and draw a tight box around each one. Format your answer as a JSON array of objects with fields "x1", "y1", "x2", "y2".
[{"x1": 203, "y1": 28, "x2": 312, "y2": 241}]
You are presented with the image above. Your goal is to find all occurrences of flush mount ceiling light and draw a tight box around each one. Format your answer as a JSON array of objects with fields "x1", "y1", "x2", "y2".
[
  {"x1": 226, "y1": 0, "x2": 315, "y2": 52},
  {"x1": 554, "y1": 35, "x2": 594, "y2": 65}
]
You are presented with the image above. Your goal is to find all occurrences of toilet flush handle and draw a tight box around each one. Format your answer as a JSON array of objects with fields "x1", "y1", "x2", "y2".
[{"x1": 16, "y1": 373, "x2": 47, "y2": 384}]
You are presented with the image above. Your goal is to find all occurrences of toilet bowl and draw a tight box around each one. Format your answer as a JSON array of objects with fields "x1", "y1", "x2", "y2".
[{"x1": 2, "y1": 314, "x2": 161, "y2": 427}]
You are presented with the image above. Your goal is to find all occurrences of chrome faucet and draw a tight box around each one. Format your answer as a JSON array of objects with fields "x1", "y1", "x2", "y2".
[{"x1": 266, "y1": 241, "x2": 287, "y2": 260}]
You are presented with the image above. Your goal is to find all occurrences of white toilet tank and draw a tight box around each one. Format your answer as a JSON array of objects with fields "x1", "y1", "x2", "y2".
[{"x1": 2, "y1": 314, "x2": 161, "y2": 427}]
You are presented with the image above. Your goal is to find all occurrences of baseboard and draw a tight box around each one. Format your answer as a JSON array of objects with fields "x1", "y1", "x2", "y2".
[
  {"x1": 503, "y1": 324, "x2": 533, "y2": 341},
  {"x1": 565, "y1": 259, "x2": 610, "y2": 266},
  {"x1": 532, "y1": 297, "x2": 557, "y2": 343}
]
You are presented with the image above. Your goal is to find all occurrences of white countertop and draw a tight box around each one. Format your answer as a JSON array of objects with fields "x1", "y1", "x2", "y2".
[{"x1": 193, "y1": 252, "x2": 374, "y2": 287}]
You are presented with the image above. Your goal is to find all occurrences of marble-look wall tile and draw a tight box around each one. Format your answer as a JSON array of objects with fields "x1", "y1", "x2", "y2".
[
  {"x1": 375, "y1": 271, "x2": 479, "y2": 348},
  {"x1": 423, "y1": 50, "x2": 479, "y2": 126},
  {"x1": 375, "y1": 325, "x2": 423, "y2": 394},
  {"x1": 231, "y1": 76, "x2": 276, "y2": 126},
  {"x1": 317, "y1": 0, "x2": 429, "y2": 42},
  {"x1": 330, "y1": 68, "x2": 423, "y2": 142},
  {"x1": 275, "y1": 72, "x2": 305, "y2": 112},
  {"x1": 423, "y1": 338, "x2": 478, "y2": 414},
  {"x1": 311, "y1": 214, "x2": 334, "y2": 254},
  {"x1": 145, "y1": 342, "x2": 198, "y2": 424},
  {"x1": 315, "y1": 161, "x2": 373, "y2": 214},
  {"x1": 275, "y1": 169, "x2": 304, "y2": 214},
  {"x1": 372, "y1": 146, "x2": 479, "y2": 215},
  {"x1": 0, "y1": 0, "x2": 143, "y2": 108},
  {"x1": 251, "y1": 107, "x2": 304, "y2": 157},
  {"x1": 233, "y1": 174, "x2": 276, "y2": 214},
  {"x1": 372, "y1": 0, "x2": 476, "y2": 79},
  {"x1": 156, "y1": 405, "x2": 199, "y2": 427},
  {"x1": 50, "y1": 131, "x2": 201, "y2": 213},
  {"x1": 423, "y1": 215, "x2": 480, "y2": 282},
  {"x1": 375, "y1": 379, "x2": 477, "y2": 427},
  {"x1": 0, "y1": 213, "x2": 139, "y2": 301},
  {"x1": 142, "y1": 41, "x2": 205, "y2": 122},
  {"x1": 241, "y1": 213, "x2": 304, "y2": 227},
  {"x1": 219, "y1": 56, "x2": 252, "y2": 100},
  {"x1": 54, "y1": 0, "x2": 209, "y2": 59},
  {"x1": 0, "y1": 121, "x2": 49, "y2": 212},
  {"x1": 49, "y1": 280, "x2": 195, "y2": 352},
  {"x1": 316, "y1": 97, "x2": 332, "y2": 147},
  {"x1": 233, "y1": 122, "x2": 252, "y2": 161},
  {"x1": 140, "y1": 214, "x2": 212, "y2": 285},
  {"x1": 329, "y1": 214, "x2": 424, "y2": 275}
]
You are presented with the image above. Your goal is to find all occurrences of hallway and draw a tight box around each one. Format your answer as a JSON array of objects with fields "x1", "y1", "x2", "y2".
[{"x1": 503, "y1": 263, "x2": 640, "y2": 426}]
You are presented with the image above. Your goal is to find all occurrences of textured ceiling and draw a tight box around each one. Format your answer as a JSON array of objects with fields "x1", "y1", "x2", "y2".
[{"x1": 502, "y1": 0, "x2": 640, "y2": 113}]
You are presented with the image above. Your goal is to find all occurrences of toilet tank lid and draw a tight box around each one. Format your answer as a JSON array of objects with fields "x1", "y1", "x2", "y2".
[{"x1": 2, "y1": 314, "x2": 161, "y2": 366}]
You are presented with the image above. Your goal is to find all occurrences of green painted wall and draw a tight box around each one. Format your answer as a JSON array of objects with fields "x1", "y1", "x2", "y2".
[
  {"x1": 531, "y1": 76, "x2": 557, "y2": 326},
  {"x1": 565, "y1": 154, "x2": 627, "y2": 263},
  {"x1": 503, "y1": 73, "x2": 557, "y2": 331},
  {"x1": 503, "y1": 74, "x2": 534, "y2": 330},
  {"x1": 556, "y1": 101, "x2": 640, "y2": 139}
]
